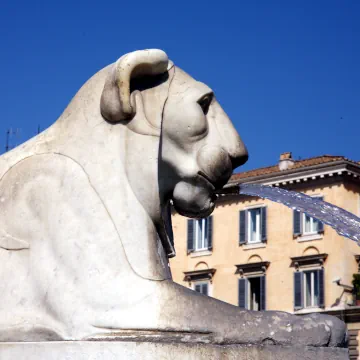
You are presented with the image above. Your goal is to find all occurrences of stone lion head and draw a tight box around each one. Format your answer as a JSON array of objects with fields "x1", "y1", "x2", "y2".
[{"x1": 100, "y1": 49, "x2": 248, "y2": 223}]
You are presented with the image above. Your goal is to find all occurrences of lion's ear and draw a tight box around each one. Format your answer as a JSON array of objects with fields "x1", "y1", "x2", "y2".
[
  {"x1": 100, "y1": 49, "x2": 170, "y2": 123},
  {"x1": 126, "y1": 90, "x2": 161, "y2": 136}
]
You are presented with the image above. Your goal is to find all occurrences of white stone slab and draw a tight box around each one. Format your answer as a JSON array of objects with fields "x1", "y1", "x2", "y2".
[{"x1": 0, "y1": 341, "x2": 349, "y2": 360}]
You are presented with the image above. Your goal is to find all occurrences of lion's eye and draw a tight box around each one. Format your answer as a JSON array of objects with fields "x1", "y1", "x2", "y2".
[{"x1": 198, "y1": 94, "x2": 213, "y2": 115}]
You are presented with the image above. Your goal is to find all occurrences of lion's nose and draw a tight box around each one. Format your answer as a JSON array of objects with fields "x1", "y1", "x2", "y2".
[{"x1": 229, "y1": 145, "x2": 249, "y2": 170}]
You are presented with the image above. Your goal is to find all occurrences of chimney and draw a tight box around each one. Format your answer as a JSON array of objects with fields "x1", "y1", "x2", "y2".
[{"x1": 279, "y1": 152, "x2": 295, "y2": 171}]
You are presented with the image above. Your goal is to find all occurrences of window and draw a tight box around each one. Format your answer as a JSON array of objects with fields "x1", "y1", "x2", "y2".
[
  {"x1": 303, "y1": 213, "x2": 321, "y2": 234},
  {"x1": 184, "y1": 268, "x2": 216, "y2": 296},
  {"x1": 187, "y1": 217, "x2": 213, "y2": 253},
  {"x1": 294, "y1": 269, "x2": 324, "y2": 310},
  {"x1": 194, "y1": 281, "x2": 209, "y2": 296},
  {"x1": 236, "y1": 261, "x2": 269, "y2": 311},
  {"x1": 248, "y1": 208, "x2": 261, "y2": 243},
  {"x1": 248, "y1": 277, "x2": 261, "y2": 310},
  {"x1": 304, "y1": 270, "x2": 319, "y2": 307},
  {"x1": 195, "y1": 218, "x2": 209, "y2": 250},
  {"x1": 239, "y1": 207, "x2": 267, "y2": 245},
  {"x1": 293, "y1": 196, "x2": 324, "y2": 237},
  {"x1": 238, "y1": 276, "x2": 266, "y2": 310}
]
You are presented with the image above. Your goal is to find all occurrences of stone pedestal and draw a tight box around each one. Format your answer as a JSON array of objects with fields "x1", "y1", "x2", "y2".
[{"x1": 0, "y1": 341, "x2": 348, "y2": 359}]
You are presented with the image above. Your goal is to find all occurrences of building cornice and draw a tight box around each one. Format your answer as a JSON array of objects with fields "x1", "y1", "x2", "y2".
[
  {"x1": 290, "y1": 253, "x2": 328, "y2": 269},
  {"x1": 228, "y1": 160, "x2": 360, "y2": 188},
  {"x1": 235, "y1": 261, "x2": 270, "y2": 276},
  {"x1": 183, "y1": 268, "x2": 216, "y2": 283}
]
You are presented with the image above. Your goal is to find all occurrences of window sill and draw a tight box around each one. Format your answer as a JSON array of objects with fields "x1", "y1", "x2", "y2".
[
  {"x1": 294, "y1": 307, "x2": 324, "y2": 315},
  {"x1": 296, "y1": 233, "x2": 323, "y2": 243},
  {"x1": 242, "y1": 242, "x2": 266, "y2": 250},
  {"x1": 190, "y1": 249, "x2": 212, "y2": 258}
]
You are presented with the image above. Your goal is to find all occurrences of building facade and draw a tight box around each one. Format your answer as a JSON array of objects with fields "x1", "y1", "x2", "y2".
[{"x1": 170, "y1": 153, "x2": 360, "y2": 359}]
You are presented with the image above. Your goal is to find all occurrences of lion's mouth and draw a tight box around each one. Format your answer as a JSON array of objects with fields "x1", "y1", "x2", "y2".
[
  {"x1": 197, "y1": 171, "x2": 216, "y2": 191},
  {"x1": 198, "y1": 171, "x2": 219, "y2": 205}
]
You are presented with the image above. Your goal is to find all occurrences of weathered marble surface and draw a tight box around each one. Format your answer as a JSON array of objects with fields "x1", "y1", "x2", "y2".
[
  {"x1": 0, "y1": 341, "x2": 349, "y2": 360},
  {"x1": 0, "y1": 49, "x2": 347, "y2": 352}
]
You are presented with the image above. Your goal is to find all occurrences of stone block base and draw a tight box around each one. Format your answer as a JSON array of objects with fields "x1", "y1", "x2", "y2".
[{"x1": 0, "y1": 341, "x2": 349, "y2": 359}]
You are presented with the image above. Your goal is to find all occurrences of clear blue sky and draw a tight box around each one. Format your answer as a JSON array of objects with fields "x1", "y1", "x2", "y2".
[{"x1": 0, "y1": 0, "x2": 359, "y2": 172}]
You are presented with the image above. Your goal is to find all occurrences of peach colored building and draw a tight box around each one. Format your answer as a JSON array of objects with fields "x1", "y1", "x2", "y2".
[{"x1": 170, "y1": 152, "x2": 360, "y2": 359}]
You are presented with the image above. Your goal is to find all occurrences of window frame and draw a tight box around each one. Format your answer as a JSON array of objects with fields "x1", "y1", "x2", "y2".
[
  {"x1": 247, "y1": 275, "x2": 262, "y2": 311},
  {"x1": 303, "y1": 269, "x2": 320, "y2": 308},
  {"x1": 194, "y1": 218, "x2": 209, "y2": 251},
  {"x1": 293, "y1": 261, "x2": 325, "y2": 311},
  {"x1": 293, "y1": 195, "x2": 324, "y2": 240},
  {"x1": 239, "y1": 205, "x2": 267, "y2": 245},
  {"x1": 247, "y1": 208, "x2": 261, "y2": 244},
  {"x1": 302, "y1": 213, "x2": 320, "y2": 235},
  {"x1": 193, "y1": 280, "x2": 211, "y2": 296},
  {"x1": 238, "y1": 275, "x2": 266, "y2": 311},
  {"x1": 187, "y1": 216, "x2": 213, "y2": 254}
]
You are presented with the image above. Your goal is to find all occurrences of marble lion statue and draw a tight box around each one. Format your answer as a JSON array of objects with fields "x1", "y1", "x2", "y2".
[{"x1": 0, "y1": 49, "x2": 346, "y2": 347}]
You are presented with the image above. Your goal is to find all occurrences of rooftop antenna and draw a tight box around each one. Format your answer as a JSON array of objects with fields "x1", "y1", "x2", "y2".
[
  {"x1": 5, "y1": 129, "x2": 10, "y2": 152},
  {"x1": 5, "y1": 128, "x2": 21, "y2": 152}
]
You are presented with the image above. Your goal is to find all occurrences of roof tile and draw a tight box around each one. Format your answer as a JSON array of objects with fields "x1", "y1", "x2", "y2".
[{"x1": 230, "y1": 155, "x2": 347, "y2": 181}]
